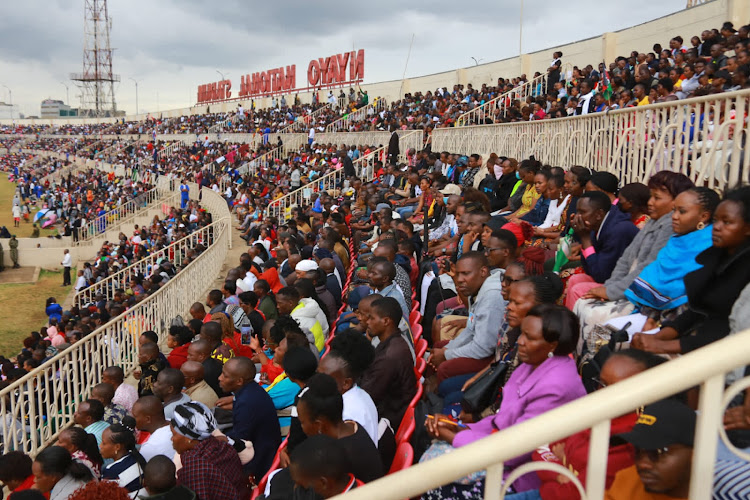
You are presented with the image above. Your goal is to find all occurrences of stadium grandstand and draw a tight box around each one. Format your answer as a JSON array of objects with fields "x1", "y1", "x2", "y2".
[{"x1": 1, "y1": 0, "x2": 750, "y2": 499}]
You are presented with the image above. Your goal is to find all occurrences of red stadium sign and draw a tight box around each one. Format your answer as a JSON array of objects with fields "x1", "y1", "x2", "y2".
[{"x1": 196, "y1": 49, "x2": 365, "y2": 104}]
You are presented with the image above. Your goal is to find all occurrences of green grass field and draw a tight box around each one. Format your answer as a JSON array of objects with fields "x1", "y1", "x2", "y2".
[
  {"x1": 0, "y1": 173, "x2": 59, "y2": 238},
  {"x1": 0, "y1": 269, "x2": 74, "y2": 358}
]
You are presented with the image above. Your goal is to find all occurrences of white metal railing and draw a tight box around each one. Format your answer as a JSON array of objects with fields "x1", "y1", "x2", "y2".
[
  {"x1": 73, "y1": 214, "x2": 224, "y2": 307},
  {"x1": 265, "y1": 145, "x2": 385, "y2": 221},
  {"x1": 433, "y1": 88, "x2": 750, "y2": 191},
  {"x1": 325, "y1": 98, "x2": 387, "y2": 133},
  {"x1": 456, "y1": 73, "x2": 548, "y2": 127},
  {"x1": 397, "y1": 130, "x2": 425, "y2": 162},
  {"x1": 0, "y1": 190, "x2": 230, "y2": 457},
  {"x1": 278, "y1": 104, "x2": 333, "y2": 134},
  {"x1": 337, "y1": 328, "x2": 750, "y2": 500},
  {"x1": 75, "y1": 188, "x2": 174, "y2": 244},
  {"x1": 239, "y1": 146, "x2": 284, "y2": 176}
]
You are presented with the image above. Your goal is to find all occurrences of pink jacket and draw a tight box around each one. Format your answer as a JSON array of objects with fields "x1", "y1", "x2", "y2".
[{"x1": 452, "y1": 356, "x2": 586, "y2": 493}]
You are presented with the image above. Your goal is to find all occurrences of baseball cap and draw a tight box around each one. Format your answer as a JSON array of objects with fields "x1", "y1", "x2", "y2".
[
  {"x1": 616, "y1": 399, "x2": 696, "y2": 450},
  {"x1": 439, "y1": 184, "x2": 462, "y2": 196}
]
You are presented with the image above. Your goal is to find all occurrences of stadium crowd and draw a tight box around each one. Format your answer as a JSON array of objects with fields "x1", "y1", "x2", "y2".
[{"x1": 1, "y1": 17, "x2": 750, "y2": 500}]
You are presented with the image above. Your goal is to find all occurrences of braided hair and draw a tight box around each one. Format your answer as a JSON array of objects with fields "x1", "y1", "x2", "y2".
[
  {"x1": 107, "y1": 416, "x2": 147, "y2": 470},
  {"x1": 687, "y1": 187, "x2": 720, "y2": 218},
  {"x1": 524, "y1": 272, "x2": 564, "y2": 304}
]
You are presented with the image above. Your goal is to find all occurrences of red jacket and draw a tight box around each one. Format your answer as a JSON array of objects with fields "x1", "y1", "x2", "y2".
[
  {"x1": 534, "y1": 412, "x2": 638, "y2": 500},
  {"x1": 167, "y1": 343, "x2": 191, "y2": 369}
]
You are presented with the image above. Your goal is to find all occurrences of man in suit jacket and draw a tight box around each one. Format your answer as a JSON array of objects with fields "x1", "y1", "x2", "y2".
[{"x1": 565, "y1": 191, "x2": 639, "y2": 309}]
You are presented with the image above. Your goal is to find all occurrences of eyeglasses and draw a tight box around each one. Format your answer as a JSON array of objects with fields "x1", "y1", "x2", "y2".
[
  {"x1": 483, "y1": 247, "x2": 506, "y2": 254},
  {"x1": 635, "y1": 446, "x2": 671, "y2": 462},
  {"x1": 502, "y1": 276, "x2": 521, "y2": 285}
]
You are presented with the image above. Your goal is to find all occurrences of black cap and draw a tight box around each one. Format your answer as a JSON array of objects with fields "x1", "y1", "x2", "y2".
[
  {"x1": 617, "y1": 399, "x2": 696, "y2": 450},
  {"x1": 589, "y1": 171, "x2": 620, "y2": 195}
]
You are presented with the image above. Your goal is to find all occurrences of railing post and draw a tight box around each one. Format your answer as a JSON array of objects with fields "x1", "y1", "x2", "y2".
[
  {"x1": 484, "y1": 463, "x2": 505, "y2": 500},
  {"x1": 689, "y1": 374, "x2": 723, "y2": 500}
]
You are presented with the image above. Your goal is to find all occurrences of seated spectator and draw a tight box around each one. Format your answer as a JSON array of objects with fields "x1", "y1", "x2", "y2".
[
  {"x1": 565, "y1": 192, "x2": 639, "y2": 309},
  {"x1": 68, "y1": 481, "x2": 132, "y2": 499},
  {"x1": 515, "y1": 169, "x2": 552, "y2": 227},
  {"x1": 525, "y1": 349, "x2": 666, "y2": 500},
  {"x1": 289, "y1": 435, "x2": 365, "y2": 498},
  {"x1": 56, "y1": 426, "x2": 103, "y2": 478},
  {"x1": 132, "y1": 396, "x2": 176, "y2": 462},
  {"x1": 632, "y1": 186, "x2": 750, "y2": 354},
  {"x1": 0, "y1": 451, "x2": 35, "y2": 494},
  {"x1": 276, "y1": 286, "x2": 326, "y2": 352},
  {"x1": 253, "y1": 280, "x2": 279, "y2": 320},
  {"x1": 103, "y1": 366, "x2": 138, "y2": 413},
  {"x1": 237, "y1": 290, "x2": 267, "y2": 337},
  {"x1": 293, "y1": 278, "x2": 332, "y2": 339},
  {"x1": 74, "y1": 398, "x2": 110, "y2": 447},
  {"x1": 617, "y1": 182, "x2": 651, "y2": 229},
  {"x1": 606, "y1": 399, "x2": 696, "y2": 499},
  {"x1": 320, "y1": 332, "x2": 379, "y2": 445},
  {"x1": 141, "y1": 455, "x2": 197, "y2": 499},
  {"x1": 32, "y1": 446, "x2": 94, "y2": 500},
  {"x1": 422, "y1": 305, "x2": 585, "y2": 497},
  {"x1": 201, "y1": 321, "x2": 235, "y2": 365},
  {"x1": 217, "y1": 356, "x2": 281, "y2": 480},
  {"x1": 100, "y1": 421, "x2": 147, "y2": 496},
  {"x1": 429, "y1": 252, "x2": 505, "y2": 383},
  {"x1": 166, "y1": 325, "x2": 194, "y2": 369},
  {"x1": 181, "y1": 360, "x2": 219, "y2": 408},
  {"x1": 153, "y1": 368, "x2": 191, "y2": 420},
  {"x1": 359, "y1": 297, "x2": 417, "y2": 426},
  {"x1": 367, "y1": 258, "x2": 409, "y2": 320},
  {"x1": 170, "y1": 402, "x2": 250, "y2": 499},
  {"x1": 90, "y1": 382, "x2": 128, "y2": 425},
  {"x1": 573, "y1": 172, "x2": 694, "y2": 346},
  {"x1": 186, "y1": 339, "x2": 225, "y2": 397},
  {"x1": 297, "y1": 373, "x2": 384, "y2": 483},
  {"x1": 137, "y1": 342, "x2": 167, "y2": 397}
]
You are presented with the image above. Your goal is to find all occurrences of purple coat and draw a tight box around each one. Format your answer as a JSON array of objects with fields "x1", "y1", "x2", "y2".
[{"x1": 452, "y1": 356, "x2": 586, "y2": 492}]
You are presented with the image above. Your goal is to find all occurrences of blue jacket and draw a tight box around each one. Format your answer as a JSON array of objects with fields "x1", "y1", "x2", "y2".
[
  {"x1": 581, "y1": 206, "x2": 639, "y2": 284},
  {"x1": 228, "y1": 382, "x2": 281, "y2": 479}
]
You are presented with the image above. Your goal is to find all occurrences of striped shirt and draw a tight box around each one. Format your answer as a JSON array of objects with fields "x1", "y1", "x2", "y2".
[{"x1": 102, "y1": 453, "x2": 143, "y2": 497}]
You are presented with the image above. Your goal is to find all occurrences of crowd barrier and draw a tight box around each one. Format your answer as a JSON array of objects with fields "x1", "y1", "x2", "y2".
[
  {"x1": 265, "y1": 145, "x2": 385, "y2": 220},
  {"x1": 336, "y1": 327, "x2": 750, "y2": 500},
  {"x1": 325, "y1": 98, "x2": 388, "y2": 133},
  {"x1": 433, "y1": 88, "x2": 750, "y2": 191},
  {"x1": 456, "y1": 72, "x2": 549, "y2": 127},
  {"x1": 0, "y1": 186, "x2": 231, "y2": 456},
  {"x1": 76, "y1": 188, "x2": 176, "y2": 244}
]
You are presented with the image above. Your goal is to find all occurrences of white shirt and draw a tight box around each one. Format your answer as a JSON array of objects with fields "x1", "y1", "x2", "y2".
[
  {"x1": 62, "y1": 253, "x2": 72, "y2": 267},
  {"x1": 139, "y1": 425, "x2": 176, "y2": 462},
  {"x1": 75, "y1": 275, "x2": 87, "y2": 292},
  {"x1": 342, "y1": 385, "x2": 379, "y2": 446},
  {"x1": 539, "y1": 195, "x2": 571, "y2": 229}
]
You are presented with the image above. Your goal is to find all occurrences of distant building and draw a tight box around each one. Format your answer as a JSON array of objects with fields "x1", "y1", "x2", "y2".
[
  {"x1": 40, "y1": 99, "x2": 78, "y2": 118},
  {"x1": 0, "y1": 102, "x2": 14, "y2": 120}
]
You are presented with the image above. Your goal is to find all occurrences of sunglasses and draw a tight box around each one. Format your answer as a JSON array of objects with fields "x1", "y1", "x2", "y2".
[{"x1": 635, "y1": 446, "x2": 671, "y2": 462}]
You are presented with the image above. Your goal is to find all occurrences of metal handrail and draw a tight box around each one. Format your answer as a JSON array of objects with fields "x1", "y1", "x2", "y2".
[
  {"x1": 76, "y1": 187, "x2": 173, "y2": 243},
  {"x1": 73, "y1": 212, "x2": 223, "y2": 308},
  {"x1": 337, "y1": 328, "x2": 750, "y2": 500},
  {"x1": 456, "y1": 72, "x2": 548, "y2": 127},
  {"x1": 264, "y1": 145, "x2": 386, "y2": 221},
  {"x1": 433, "y1": 88, "x2": 750, "y2": 191},
  {"x1": 278, "y1": 104, "x2": 333, "y2": 134},
  {"x1": 325, "y1": 98, "x2": 387, "y2": 133},
  {"x1": 239, "y1": 146, "x2": 284, "y2": 176},
  {"x1": 0, "y1": 186, "x2": 230, "y2": 457}
]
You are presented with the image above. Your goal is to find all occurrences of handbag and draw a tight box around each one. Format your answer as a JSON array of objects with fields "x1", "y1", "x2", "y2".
[{"x1": 461, "y1": 360, "x2": 508, "y2": 414}]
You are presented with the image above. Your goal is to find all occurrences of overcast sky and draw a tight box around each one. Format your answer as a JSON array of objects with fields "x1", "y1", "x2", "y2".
[{"x1": 0, "y1": 0, "x2": 689, "y2": 117}]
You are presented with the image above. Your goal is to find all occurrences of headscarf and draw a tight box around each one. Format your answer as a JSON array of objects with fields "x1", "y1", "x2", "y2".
[{"x1": 171, "y1": 401, "x2": 217, "y2": 441}]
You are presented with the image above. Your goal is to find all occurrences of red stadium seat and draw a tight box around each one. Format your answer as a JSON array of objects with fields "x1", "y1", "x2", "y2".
[
  {"x1": 414, "y1": 357, "x2": 426, "y2": 379},
  {"x1": 416, "y1": 338, "x2": 428, "y2": 359},
  {"x1": 411, "y1": 300, "x2": 419, "y2": 314},
  {"x1": 411, "y1": 323, "x2": 423, "y2": 342},
  {"x1": 251, "y1": 439, "x2": 288, "y2": 499},
  {"x1": 388, "y1": 441, "x2": 414, "y2": 474},
  {"x1": 395, "y1": 406, "x2": 416, "y2": 445},
  {"x1": 409, "y1": 309, "x2": 421, "y2": 326},
  {"x1": 408, "y1": 383, "x2": 423, "y2": 409}
]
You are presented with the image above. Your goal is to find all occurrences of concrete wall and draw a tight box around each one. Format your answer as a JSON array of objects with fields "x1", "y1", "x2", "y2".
[{"x1": 0, "y1": 0, "x2": 742, "y2": 127}]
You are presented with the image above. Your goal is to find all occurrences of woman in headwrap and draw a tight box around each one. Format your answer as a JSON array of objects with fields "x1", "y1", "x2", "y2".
[{"x1": 170, "y1": 401, "x2": 250, "y2": 500}]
